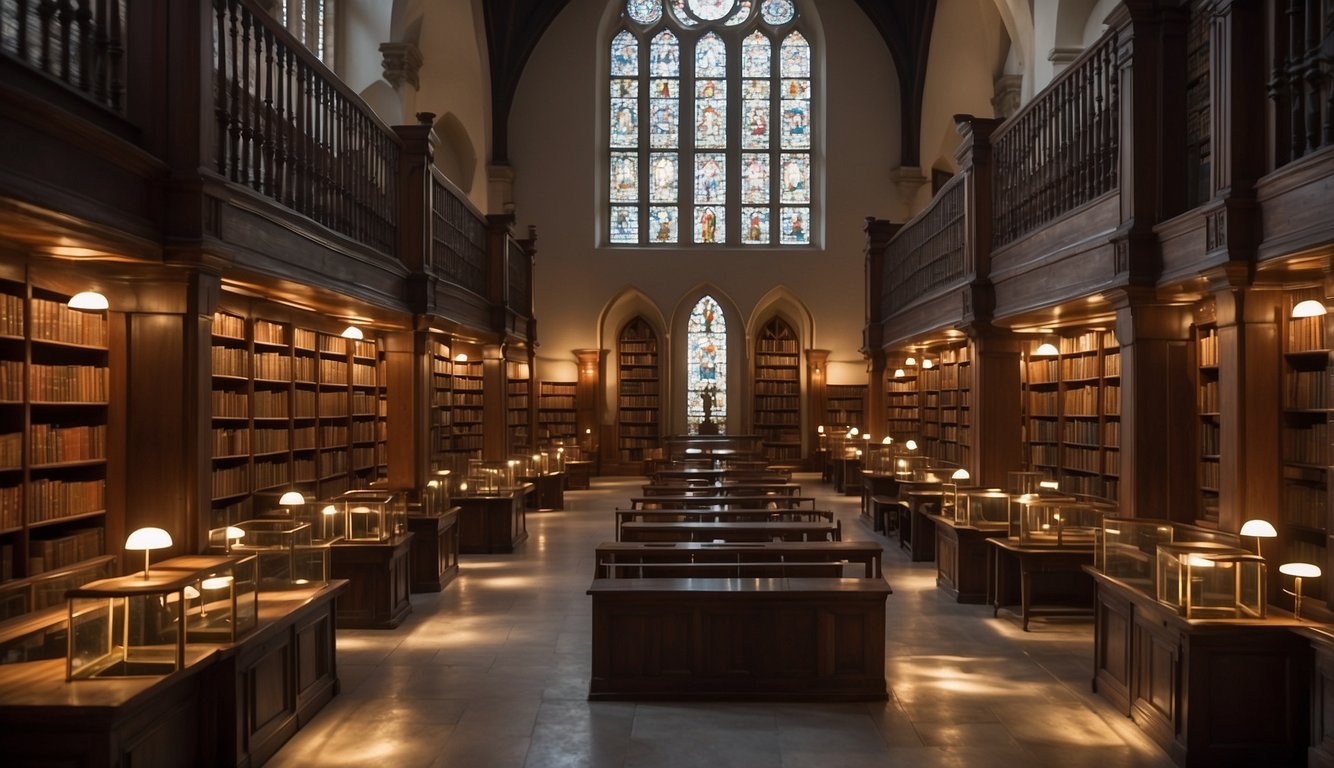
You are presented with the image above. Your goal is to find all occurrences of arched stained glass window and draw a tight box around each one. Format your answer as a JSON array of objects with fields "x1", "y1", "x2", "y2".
[
  {"x1": 608, "y1": 0, "x2": 814, "y2": 246},
  {"x1": 687, "y1": 296, "x2": 727, "y2": 432}
]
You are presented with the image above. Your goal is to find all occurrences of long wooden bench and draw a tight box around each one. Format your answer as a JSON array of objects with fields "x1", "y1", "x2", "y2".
[
  {"x1": 615, "y1": 509, "x2": 834, "y2": 540},
  {"x1": 618, "y1": 519, "x2": 840, "y2": 543},
  {"x1": 587, "y1": 576, "x2": 891, "y2": 701},
  {"x1": 640, "y1": 482, "x2": 803, "y2": 496},
  {"x1": 594, "y1": 540, "x2": 884, "y2": 578},
  {"x1": 628, "y1": 495, "x2": 817, "y2": 510}
]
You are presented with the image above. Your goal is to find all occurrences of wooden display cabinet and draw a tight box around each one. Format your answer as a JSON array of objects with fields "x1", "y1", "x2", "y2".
[
  {"x1": 329, "y1": 533, "x2": 413, "y2": 629},
  {"x1": 538, "y1": 380, "x2": 577, "y2": 442}
]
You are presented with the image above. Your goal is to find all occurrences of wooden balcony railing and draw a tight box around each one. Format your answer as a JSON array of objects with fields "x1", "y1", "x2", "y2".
[
  {"x1": 507, "y1": 232, "x2": 531, "y2": 316},
  {"x1": 430, "y1": 170, "x2": 487, "y2": 296},
  {"x1": 0, "y1": 0, "x2": 127, "y2": 112},
  {"x1": 992, "y1": 32, "x2": 1119, "y2": 249},
  {"x1": 881, "y1": 173, "x2": 966, "y2": 318},
  {"x1": 211, "y1": 0, "x2": 398, "y2": 255},
  {"x1": 1269, "y1": 0, "x2": 1334, "y2": 165}
]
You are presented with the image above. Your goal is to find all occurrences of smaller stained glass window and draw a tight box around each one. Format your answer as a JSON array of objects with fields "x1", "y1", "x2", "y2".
[
  {"x1": 687, "y1": 296, "x2": 727, "y2": 432},
  {"x1": 694, "y1": 153, "x2": 726, "y2": 204},
  {"x1": 780, "y1": 98, "x2": 809, "y2": 149},
  {"x1": 649, "y1": 98, "x2": 679, "y2": 148},
  {"x1": 627, "y1": 0, "x2": 662, "y2": 24},
  {"x1": 780, "y1": 31, "x2": 809, "y2": 77},
  {"x1": 694, "y1": 80, "x2": 727, "y2": 148},
  {"x1": 611, "y1": 206, "x2": 639, "y2": 243},
  {"x1": 650, "y1": 31, "x2": 681, "y2": 77},
  {"x1": 610, "y1": 98, "x2": 638, "y2": 148},
  {"x1": 743, "y1": 97, "x2": 769, "y2": 148},
  {"x1": 779, "y1": 153, "x2": 809, "y2": 203},
  {"x1": 741, "y1": 32, "x2": 770, "y2": 78},
  {"x1": 780, "y1": 207, "x2": 808, "y2": 244},
  {"x1": 695, "y1": 33, "x2": 726, "y2": 77},
  {"x1": 649, "y1": 207, "x2": 678, "y2": 243},
  {"x1": 741, "y1": 153, "x2": 769, "y2": 204},
  {"x1": 761, "y1": 0, "x2": 794, "y2": 25},
  {"x1": 611, "y1": 31, "x2": 639, "y2": 75},
  {"x1": 610, "y1": 152, "x2": 639, "y2": 202},
  {"x1": 650, "y1": 153, "x2": 679, "y2": 201},
  {"x1": 741, "y1": 207, "x2": 770, "y2": 244},
  {"x1": 695, "y1": 206, "x2": 724, "y2": 243}
]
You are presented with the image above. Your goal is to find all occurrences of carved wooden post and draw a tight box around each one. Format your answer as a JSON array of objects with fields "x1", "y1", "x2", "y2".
[{"x1": 394, "y1": 113, "x2": 437, "y2": 313}]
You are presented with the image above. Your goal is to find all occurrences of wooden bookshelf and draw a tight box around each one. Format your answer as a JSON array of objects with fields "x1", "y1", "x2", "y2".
[
  {"x1": 1194, "y1": 315, "x2": 1220, "y2": 525},
  {"x1": 752, "y1": 318, "x2": 801, "y2": 462},
  {"x1": 451, "y1": 357, "x2": 484, "y2": 459},
  {"x1": 1022, "y1": 330, "x2": 1120, "y2": 501},
  {"x1": 617, "y1": 317, "x2": 660, "y2": 463},
  {"x1": 824, "y1": 385, "x2": 866, "y2": 433},
  {"x1": 507, "y1": 360, "x2": 531, "y2": 454},
  {"x1": 538, "y1": 381, "x2": 577, "y2": 442},
  {"x1": 429, "y1": 340, "x2": 453, "y2": 470},
  {"x1": 0, "y1": 275, "x2": 112, "y2": 621},
  {"x1": 885, "y1": 366, "x2": 919, "y2": 441},
  {"x1": 1280, "y1": 289, "x2": 1328, "y2": 603},
  {"x1": 930, "y1": 346, "x2": 972, "y2": 467}
]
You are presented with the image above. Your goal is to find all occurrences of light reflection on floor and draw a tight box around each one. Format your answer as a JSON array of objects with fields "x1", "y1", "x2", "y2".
[{"x1": 266, "y1": 473, "x2": 1175, "y2": 768}]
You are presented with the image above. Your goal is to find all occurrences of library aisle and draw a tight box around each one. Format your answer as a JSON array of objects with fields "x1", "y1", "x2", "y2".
[{"x1": 267, "y1": 475, "x2": 1174, "y2": 768}]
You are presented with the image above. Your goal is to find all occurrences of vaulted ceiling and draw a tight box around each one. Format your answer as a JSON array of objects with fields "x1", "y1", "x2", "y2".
[{"x1": 482, "y1": 0, "x2": 937, "y2": 165}]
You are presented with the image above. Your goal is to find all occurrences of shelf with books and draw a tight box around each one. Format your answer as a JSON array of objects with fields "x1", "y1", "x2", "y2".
[
  {"x1": 451, "y1": 357, "x2": 485, "y2": 458},
  {"x1": 430, "y1": 340, "x2": 454, "y2": 469},
  {"x1": 1280, "y1": 289, "x2": 1330, "y2": 603},
  {"x1": 885, "y1": 366, "x2": 919, "y2": 442},
  {"x1": 617, "y1": 317, "x2": 660, "y2": 463},
  {"x1": 753, "y1": 318, "x2": 801, "y2": 462},
  {"x1": 824, "y1": 385, "x2": 866, "y2": 434},
  {"x1": 507, "y1": 360, "x2": 531, "y2": 454},
  {"x1": 538, "y1": 380, "x2": 578, "y2": 442},
  {"x1": 1193, "y1": 317, "x2": 1220, "y2": 524}
]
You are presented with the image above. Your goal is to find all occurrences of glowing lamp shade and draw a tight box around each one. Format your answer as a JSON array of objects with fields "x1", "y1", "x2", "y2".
[
  {"x1": 340, "y1": 325, "x2": 364, "y2": 340},
  {"x1": 904, "y1": 439, "x2": 918, "y2": 451},
  {"x1": 893, "y1": 368, "x2": 906, "y2": 378},
  {"x1": 454, "y1": 353, "x2": 468, "y2": 362},
  {"x1": 951, "y1": 468, "x2": 971, "y2": 481},
  {"x1": 1292, "y1": 299, "x2": 1328, "y2": 318},
  {"x1": 1034, "y1": 342, "x2": 1060, "y2": 357},
  {"x1": 817, "y1": 425, "x2": 824, "y2": 434},
  {"x1": 848, "y1": 427, "x2": 859, "y2": 437},
  {"x1": 1281, "y1": 562, "x2": 1323, "y2": 619},
  {"x1": 922, "y1": 359, "x2": 934, "y2": 369},
  {"x1": 1241, "y1": 519, "x2": 1279, "y2": 559},
  {"x1": 882, "y1": 437, "x2": 893, "y2": 445},
  {"x1": 67, "y1": 291, "x2": 109, "y2": 311},
  {"x1": 1039, "y1": 480, "x2": 1060, "y2": 490},
  {"x1": 125, "y1": 527, "x2": 173, "y2": 579},
  {"x1": 904, "y1": 357, "x2": 917, "y2": 366},
  {"x1": 279, "y1": 490, "x2": 306, "y2": 507}
]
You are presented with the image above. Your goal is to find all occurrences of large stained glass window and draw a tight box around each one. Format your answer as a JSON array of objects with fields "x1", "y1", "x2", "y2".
[
  {"x1": 608, "y1": 0, "x2": 813, "y2": 246},
  {"x1": 686, "y1": 296, "x2": 727, "y2": 432}
]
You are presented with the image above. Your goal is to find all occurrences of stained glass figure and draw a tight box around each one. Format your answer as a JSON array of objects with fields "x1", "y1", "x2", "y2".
[
  {"x1": 761, "y1": 0, "x2": 794, "y2": 25},
  {"x1": 741, "y1": 207, "x2": 770, "y2": 244},
  {"x1": 780, "y1": 31, "x2": 809, "y2": 77},
  {"x1": 781, "y1": 78, "x2": 808, "y2": 100},
  {"x1": 741, "y1": 153, "x2": 768, "y2": 203},
  {"x1": 742, "y1": 96, "x2": 768, "y2": 149},
  {"x1": 649, "y1": 31, "x2": 680, "y2": 77},
  {"x1": 610, "y1": 206, "x2": 639, "y2": 243},
  {"x1": 694, "y1": 206, "x2": 724, "y2": 243},
  {"x1": 687, "y1": 296, "x2": 727, "y2": 432},
  {"x1": 649, "y1": 97, "x2": 678, "y2": 148},
  {"x1": 611, "y1": 31, "x2": 638, "y2": 76},
  {"x1": 687, "y1": 0, "x2": 735, "y2": 22},
  {"x1": 626, "y1": 0, "x2": 662, "y2": 24},
  {"x1": 694, "y1": 80, "x2": 726, "y2": 148},
  {"x1": 723, "y1": 0, "x2": 752, "y2": 25},
  {"x1": 649, "y1": 207, "x2": 678, "y2": 243},
  {"x1": 649, "y1": 153, "x2": 678, "y2": 201},
  {"x1": 650, "y1": 79, "x2": 677, "y2": 99},
  {"x1": 780, "y1": 99, "x2": 809, "y2": 148},
  {"x1": 780, "y1": 153, "x2": 809, "y2": 203},
  {"x1": 610, "y1": 152, "x2": 639, "y2": 201},
  {"x1": 695, "y1": 33, "x2": 726, "y2": 77},
  {"x1": 780, "y1": 207, "x2": 809, "y2": 244},
  {"x1": 694, "y1": 153, "x2": 726, "y2": 204},
  {"x1": 741, "y1": 32, "x2": 770, "y2": 78},
  {"x1": 610, "y1": 98, "x2": 638, "y2": 148}
]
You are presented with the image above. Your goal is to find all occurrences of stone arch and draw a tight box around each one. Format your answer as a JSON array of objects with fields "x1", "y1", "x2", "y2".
[
  {"x1": 433, "y1": 112, "x2": 478, "y2": 194},
  {"x1": 597, "y1": 287, "x2": 668, "y2": 429},
  {"x1": 669, "y1": 285, "x2": 743, "y2": 436},
  {"x1": 747, "y1": 286, "x2": 816, "y2": 444}
]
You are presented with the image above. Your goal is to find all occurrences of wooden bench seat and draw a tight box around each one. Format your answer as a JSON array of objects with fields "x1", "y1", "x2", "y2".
[
  {"x1": 618, "y1": 519, "x2": 841, "y2": 543},
  {"x1": 615, "y1": 509, "x2": 834, "y2": 540},
  {"x1": 628, "y1": 495, "x2": 817, "y2": 510},
  {"x1": 640, "y1": 482, "x2": 803, "y2": 497},
  {"x1": 594, "y1": 540, "x2": 884, "y2": 578}
]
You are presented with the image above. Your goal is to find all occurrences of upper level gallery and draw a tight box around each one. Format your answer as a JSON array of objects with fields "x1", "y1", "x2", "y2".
[{"x1": 0, "y1": 0, "x2": 533, "y2": 340}]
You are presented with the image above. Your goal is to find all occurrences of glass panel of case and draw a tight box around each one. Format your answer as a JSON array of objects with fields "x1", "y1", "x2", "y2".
[
  {"x1": 66, "y1": 570, "x2": 193, "y2": 680},
  {"x1": 215, "y1": 519, "x2": 329, "y2": 588},
  {"x1": 336, "y1": 489, "x2": 407, "y2": 541},
  {"x1": 161, "y1": 555, "x2": 259, "y2": 643},
  {"x1": 1097, "y1": 517, "x2": 1174, "y2": 585},
  {"x1": 1155, "y1": 542, "x2": 1266, "y2": 619},
  {"x1": 956, "y1": 490, "x2": 1010, "y2": 527},
  {"x1": 1017, "y1": 500, "x2": 1106, "y2": 546}
]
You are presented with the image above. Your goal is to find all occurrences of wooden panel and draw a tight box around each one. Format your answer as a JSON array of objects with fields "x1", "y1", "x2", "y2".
[
  {"x1": 249, "y1": 644, "x2": 294, "y2": 738},
  {"x1": 1093, "y1": 584, "x2": 1133, "y2": 715},
  {"x1": 329, "y1": 535, "x2": 414, "y2": 629},
  {"x1": 1257, "y1": 149, "x2": 1334, "y2": 264}
]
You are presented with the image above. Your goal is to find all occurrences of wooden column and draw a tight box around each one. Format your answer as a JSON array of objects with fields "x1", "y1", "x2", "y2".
[
  {"x1": 574, "y1": 348, "x2": 603, "y2": 461},
  {"x1": 865, "y1": 349, "x2": 886, "y2": 445},
  {"x1": 482, "y1": 342, "x2": 506, "y2": 460},
  {"x1": 967, "y1": 326, "x2": 1023, "y2": 489},
  {"x1": 807, "y1": 349, "x2": 830, "y2": 467},
  {"x1": 1111, "y1": 290, "x2": 1195, "y2": 519},
  {"x1": 385, "y1": 327, "x2": 430, "y2": 498}
]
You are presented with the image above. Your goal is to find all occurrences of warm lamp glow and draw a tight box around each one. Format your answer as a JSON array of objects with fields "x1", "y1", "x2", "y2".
[
  {"x1": 201, "y1": 576, "x2": 234, "y2": 591},
  {"x1": 904, "y1": 357, "x2": 917, "y2": 366},
  {"x1": 951, "y1": 468, "x2": 971, "y2": 481},
  {"x1": 1039, "y1": 480, "x2": 1060, "y2": 490},
  {"x1": 922, "y1": 359, "x2": 935, "y2": 369},
  {"x1": 125, "y1": 527, "x2": 172, "y2": 580},
  {"x1": 340, "y1": 325, "x2": 364, "y2": 340},
  {"x1": 454, "y1": 353, "x2": 468, "y2": 362},
  {"x1": 882, "y1": 437, "x2": 892, "y2": 444},
  {"x1": 904, "y1": 439, "x2": 918, "y2": 451},
  {"x1": 1240, "y1": 519, "x2": 1278, "y2": 538},
  {"x1": 1034, "y1": 342, "x2": 1060, "y2": 357},
  {"x1": 321, "y1": 504, "x2": 338, "y2": 516},
  {"x1": 279, "y1": 491, "x2": 306, "y2": 507},
  {"x1": 1292, "y1": 299, "x2": 1328, "y2": 318},
  {"x1": 1281, "y1": 562, "x2": 1323, "y2": 620},
  {"x1": 68, "y1": 291, "x2": 109, "y2": 311},
  {"x1": 848, "y1": 427, "x2": 859, "y2": 437},
  {"x1": 1185, "y1": 555, "x2": 1217, "y2": 568},
  {"x1": 817, "y1": 425, "x2": 824, "y2": 434},
  {"x1": 893, "y1": 368, "x2": 906, "y2": 378}
]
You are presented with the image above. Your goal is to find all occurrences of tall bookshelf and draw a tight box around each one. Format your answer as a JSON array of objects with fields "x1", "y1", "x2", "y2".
[
  {"x1": 429, "y1": 340, "x2": 453, "y2": 469},
  {"x1": 933, "y1": 346, "x2": 972, "y2": 466},
  {"x1": 824, "y1": 385, "x2": 866, "y2": 433},
  {"x1": 885, "y1": 367, "x2": 919, "y2": 441},
  {"x1": 451, "y1": 357, "x2": 485, "y2": 459},
  {"x1": 538, "y1": 381, "x2": 577, "y2": 442},
  {"x1": 0, "y1": 275, "x2": 115, "y2": 621},
  {"x1": 1022, "y1": 330, "x2": 1120, "y2": 501},
  {"x1": 507, "y1": 360, "x2": 531, "y2": 454},
  {"x1": 753, "y1": 317, "x2": 801, "y2": 462},
  {"x1": 617, "y1": 317, "x2": 660, "y2": 463},
  {"x1": 1194, "y1": 316, "x2": 1220, "y2": 524},
  {"x1": 350, "y1": 338, "x2": 381, "y2": 487},
  {"x1": 1280, "y1": 289, "x2": 1328, "y2": 602}
]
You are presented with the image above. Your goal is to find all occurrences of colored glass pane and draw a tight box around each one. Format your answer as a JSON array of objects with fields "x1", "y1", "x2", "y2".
[
  {"x1": 610, "y1": 31, "x2": 638, "y2": 76},
  {"x1": 686, "y1": 296, "x2": 726, "y2": 432},
  {"x1": 780, "y1": 206, "x2": 808, "y2": 244},
  {"x1": 779, "y1": 153, "x2": 809, "y2": 202},
  {"x1": 742, "y1": 97, "x2": 768, "y2": 148},
  {"x1": 695, "y1": 33, "x2": 726, "y2": 77},
  {"x1": 649, "y1": 79, "x2": 677, "y2": 99},
  {"x1": 649, "y1": 31, "x2": 680, "y2": 77},
  {"x1": 741, "y1": 153, "x2": 768, "y2": 203},
  {"x1": 781, "y1": 78, "x2": 808, "y2": 99},
  {"x1": 649, "y1": 153, "x2": 678, "y2": 201},
  {"x1": 610, "y1": 152, "x2": 639, "y2": 201},
  {"x1": 742, "y1": 79, "x2": 770, "y2": 100},
  {"x1": 687, "y1": 0, "x2": 734, "y2": 21},
  {"x1": 610, "y1": 99, "x2": 638, "y2": 147},
  {"x1": 649, "y1": 98, "x2": 678, "y2": 148},
  {"x1": 626, "y1": 0, "x2": 661, "y2": 24},
  {"x1": 741, "y1": 32, "x2": 770, "y2": 77},
  {"x1": 723, "y1": 0, "x2": 752, "y2": 25},
  {"x1": 761, "y1": 0, "x2": 794, "y2": 25},
  {"x1": 649, "y1": 207, "x2": 678, "y2": 243},
  {"x1": 669, "y1": 0, "x2": 698, "y2": 26},
  {"x1": 611, "y1": 78, "x2": 639, "y2": 98},
  {"x1": 694, "y1": 206, "x2": 723, "y2": 243},
  {"x1": 780, "y1": 31, "x2": 809, "y2": 77},
  {"x1": 694, "y1": 80, "x2": 726, "y2": 148},
  {"x1": 741, "y1": 207, "x2": 770, "y2": 244},
  {"x1": 780, "y1": 95, "x2": 809, "y2": 148},
  {"x1": 694, "y1": 153, "x2": 726, "y2": 204},
  {"x1": 610, "y1": 206, "x2": 639, "y2": 243}
]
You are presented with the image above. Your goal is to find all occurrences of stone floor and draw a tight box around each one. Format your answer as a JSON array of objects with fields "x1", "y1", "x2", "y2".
[{"x1": 267, "y1": 473, "x2": 1176, "y2": 768}]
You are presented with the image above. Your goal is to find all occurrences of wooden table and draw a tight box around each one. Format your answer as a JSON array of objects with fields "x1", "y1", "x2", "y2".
[
  {"x1": 594, "y1": 540, "x2": 884, "y2": 578},
  {"x1": 640, "y1": 482, "x2": 803, "y2": 496},
  {"x1": 987, "y1": 537, "x2": 1094, "y2": 630},
  {"x1": 565, "y1": 459, "x2": 594, "y2": 490},
  {"x1": 899, "y1": 493, "x2": 940, "y2": 562},
  {"x1": 520, "y1": 471, "x2": 565, "y2": 510},
  {"x1": 618, "y1": 519, "x2": 841, "y2": 543},
  {"x1": 860, "y1": 472, "x2": 899, "y2": 528},
  {"x1": 456, "y1": 486, "x2": 531, "y2": 553},
  {"x1": 932, "y1": 517, "x2": 1007, "y2": 603},
  {"x1": 616, "y1": 509, "x2": 833, "y2": 539},
  {"x1": 628, "y1": 495, "x2": 817, "y2": 510}
]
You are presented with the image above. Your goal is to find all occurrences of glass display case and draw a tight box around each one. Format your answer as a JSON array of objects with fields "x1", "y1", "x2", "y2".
[
  {"x1": 955, "y1": 490, "x2": 1010, "y2": 527},
  {"x1": 215, "y1": 519, "x2": 329, "y2": 587},
  {"x1": 162, "y1": 555, "x2": 259, "y2": 643},
  {"x1": 1007, "y1": 471, "x2": 1051, "y2": 495},
  {"x1": 422, "y1": 469, "x2": 453, "y2": 516},
  {"x1": 461, "y1": 459, "x2": 518, "y2": 495},
  {"x1": 1097, "y1": 517, "x2": 1175, "y2": 585},
  {"x1": 333, "y1": 489, "x2": 407, "y2": 542},
  {"x1": 66, "y1": 570, "x2": 193, "y2": 679},
  {"x1": 1155, "y1": 542, "x2": 1266, "y2": 619},
  {"x1": 1015, "y1": 499, "x2": 1106, "y2": 546}
]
